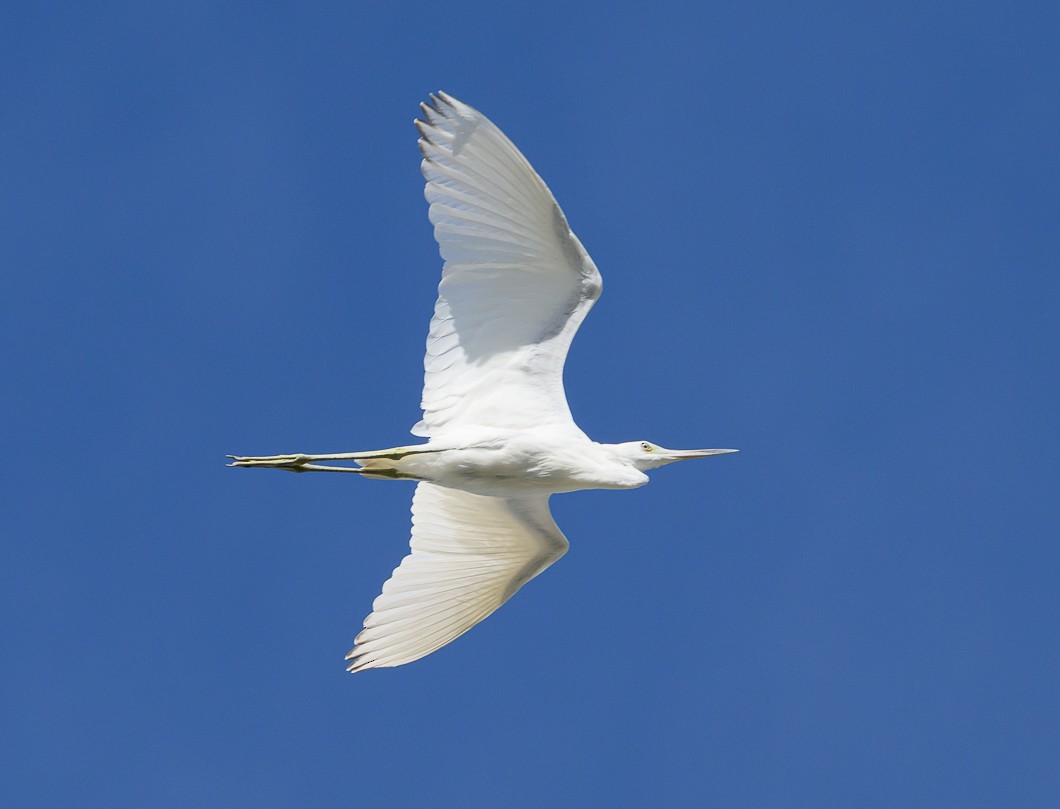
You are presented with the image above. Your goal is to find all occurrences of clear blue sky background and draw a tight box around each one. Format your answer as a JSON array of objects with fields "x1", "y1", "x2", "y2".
[{"x1": 3, "y1": 2, "x2": 1058, "y2": 806}]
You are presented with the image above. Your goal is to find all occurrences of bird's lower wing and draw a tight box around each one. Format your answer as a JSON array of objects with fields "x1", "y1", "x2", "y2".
[{"x1": 346, "y1": 482, "x2": 569, "y2": 672}]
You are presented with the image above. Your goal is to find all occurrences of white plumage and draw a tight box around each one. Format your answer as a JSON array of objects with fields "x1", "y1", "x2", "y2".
[
  {"x1": 230, "y1": 92, "x2": 735, "y2": 672},
  {"x1": 347, "y1": 482, "x2": 567, "y2": 671},
  {"x1": 414, "y1": 92, "x2": 601, "y2": 436}
]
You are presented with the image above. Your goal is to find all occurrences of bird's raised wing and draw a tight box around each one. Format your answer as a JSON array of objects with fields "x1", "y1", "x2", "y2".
[
  {"x1": 412, "y1": 92, "x2": 603, "y2": 438},
  {"x1": 346, "y1": 482, "x2": 569, "y2": 671}
]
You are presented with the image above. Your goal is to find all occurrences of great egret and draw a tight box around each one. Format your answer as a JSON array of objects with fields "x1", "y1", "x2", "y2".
[{"x1": 229, "y1": 92, "x2": 736, "y2": 672}]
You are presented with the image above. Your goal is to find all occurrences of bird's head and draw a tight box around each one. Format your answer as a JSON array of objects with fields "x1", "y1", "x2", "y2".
[{"x1": 614, "y1": 441, "x2": 738, "y2": 471}]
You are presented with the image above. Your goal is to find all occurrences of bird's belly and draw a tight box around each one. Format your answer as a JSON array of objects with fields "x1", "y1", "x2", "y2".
[{"x1": 417, "y1": 448, "x2": 556, "y2": 497}]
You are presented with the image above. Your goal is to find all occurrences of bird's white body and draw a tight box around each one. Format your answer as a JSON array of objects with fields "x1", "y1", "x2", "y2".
[
  {"x1": 230, "y1": 92, "x2": 735, "y2": 672},
  {"x1": 359, "y1": 430, "x2": 649, "y2": 497}
]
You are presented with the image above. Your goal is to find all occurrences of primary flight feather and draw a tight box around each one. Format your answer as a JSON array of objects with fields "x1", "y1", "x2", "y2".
[{"x1": 229, "y1": 92, "x2": 736, "y2": 672}]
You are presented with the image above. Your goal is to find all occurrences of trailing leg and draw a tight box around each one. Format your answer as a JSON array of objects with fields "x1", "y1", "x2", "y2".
[{"x1": 227, "y1": 445, "x2": 433, "y2": 477}]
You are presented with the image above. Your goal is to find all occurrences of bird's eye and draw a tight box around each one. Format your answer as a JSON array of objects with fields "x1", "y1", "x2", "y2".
[{"x1": 640, "y1": 442, "x2": 653, "y2": 452}]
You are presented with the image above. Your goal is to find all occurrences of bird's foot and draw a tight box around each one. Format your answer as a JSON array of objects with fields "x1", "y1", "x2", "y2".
[
  {"x1": 227, "y1": 453, "x2": 313, "y2": 472},
  {"x1": 227, "y1": 453, "x2": 369, "y2": 474}
]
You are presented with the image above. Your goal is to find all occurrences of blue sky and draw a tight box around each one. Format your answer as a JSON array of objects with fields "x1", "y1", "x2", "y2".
[{"x1": 3, "y1": 2, "x2": 1058, "y2": 806}]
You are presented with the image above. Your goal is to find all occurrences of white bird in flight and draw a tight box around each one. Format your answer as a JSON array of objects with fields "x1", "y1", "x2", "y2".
[{"x1": 230, "y1": 92, "x2": 736, "y2": 672}]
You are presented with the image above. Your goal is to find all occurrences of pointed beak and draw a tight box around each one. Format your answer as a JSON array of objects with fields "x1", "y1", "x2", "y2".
[{"x1": 663, "y1": 448, "x2": 739, "y2": 461}]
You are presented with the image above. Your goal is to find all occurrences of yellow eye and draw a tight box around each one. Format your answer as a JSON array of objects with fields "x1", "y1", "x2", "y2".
[{"x1": 640, "y1": 442, "x2": 653, "y2": 452}]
